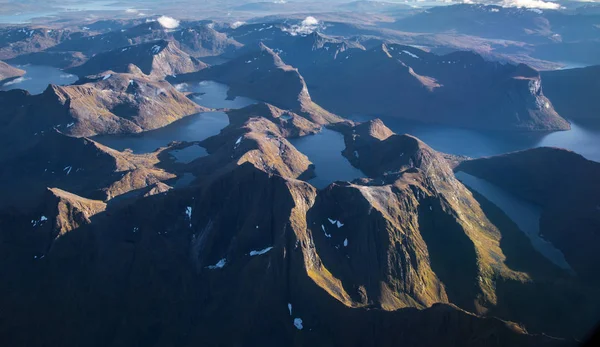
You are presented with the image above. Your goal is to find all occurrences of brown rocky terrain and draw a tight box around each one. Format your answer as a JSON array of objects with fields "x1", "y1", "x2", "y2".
[
  {"x1": 172, "y1": 42, "x2": 342, "y2": 125},
  {"x1": 48, "y1": 21, "x2": 242, "y2": 58},
  {"x1": 68, "y1": 40, "x2": 208, "y2": 78},
  {"x1": 0, "y1": 66, "x2": 206, "y2": 149},
  {"x1": 0, "y1": 113, "x2": 572, "y2": 346},
  {"x1": 0, "y1": 59, "x2": 24, "y2": 84},
  {"x1": 0, "y1": 27, "x2": 86, "y2": 60},
  {"x1": 0, "y1": 130, "x2": 176, "y2": 212}
]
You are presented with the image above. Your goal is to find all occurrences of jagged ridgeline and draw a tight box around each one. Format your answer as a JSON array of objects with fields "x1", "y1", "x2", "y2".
[{"x1": 0, "y1": 11, "x2": 599, "y2": 347}]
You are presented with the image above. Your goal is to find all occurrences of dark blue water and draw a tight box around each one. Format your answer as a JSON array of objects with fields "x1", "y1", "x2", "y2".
[
  {"x1": 0, "y1": 65, "x2": 77, "y2": 95},
  {"x1": 455, "y1": 172, "x2": 573, "y2": 271},
  {"x1": 93, "y1": 111, "x2": 230, "y2": 153},
  {"x1": 350, "y1": 115, "x2": 600, "y2": 163},
  {"x1": 174, "y1": 81, "x2": 257, "y2": 109},
  {"x1": 170, "y1": 145, "x2": 208, "y2": 163},
  {"x1": 290, "y1": 128, "x2": 365, "y2": 189}
]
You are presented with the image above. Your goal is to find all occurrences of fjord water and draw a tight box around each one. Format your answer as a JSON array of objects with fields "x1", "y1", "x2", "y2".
[
  {"x1": 0, "y1": 65, "x2": 78, "y2": 95},
  {"x1": 93, "y1": 81, "x2": 258, "y2": 154},
  {"x1": 455, "y1": 171, "x2": 573, "y2": 271},
  {"x1": 175, "y1": 81, "x2": 257, "y2": 109},
  {"x1": 290, "y1": 128, "x2": 365, "y2": 189},
  {"x1": 93, "y1": 111, "x2": 230, "y2": 153},
  {"x1": 351, "y1": 115, "x2": 600, "y2": 163}
]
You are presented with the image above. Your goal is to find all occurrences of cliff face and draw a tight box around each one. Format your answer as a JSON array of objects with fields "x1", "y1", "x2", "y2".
[
  {"x1": 541, "y1": 65, "x2": 600, "y2": 123},
  {"x1": 457, "y1": 148, "x2": 600, "y2": 285},
  {"x1": 301, "y1": 45, "x2": 569, "y2": 131},
  {"x1": 68, "y1": 40, "x2": 208, "y2": 78},
  {"x1": 172, "y1": 43, "x2": 342, "y2": 125}
]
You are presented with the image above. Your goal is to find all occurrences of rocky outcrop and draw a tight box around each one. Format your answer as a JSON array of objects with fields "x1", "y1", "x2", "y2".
[
  {"x1": 0, "y1": 131, "x2": 175, "y2": 211},
  {"x1": 0, "y1": 60, "x2": 25, "y2": 84},
  {"x1": 172, "y1": 43, "x2": 342, "y2": 125},
  {"x1": 0, "y1": 27, "x2": 84, "y2": 60},
  {"x1": 48, "y1": 21, "x2": 242, "y2": 58},
  {"x1": 0, "y1": 67, "x2": 205, "y2": 140},
  {"x1": 301, "y1": 44, "x2": 569, "y2": 131},
  {"x1": 68, "y1": 40, "x2": 208, "y2": 78}
]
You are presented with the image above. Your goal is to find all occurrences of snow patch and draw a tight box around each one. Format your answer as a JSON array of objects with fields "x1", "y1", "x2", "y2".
[
  {"x1": 249, "y1": 247, "x2": 273, "y2": 256},
  {"x1": 288, "y1": 303, "x2": 292, "y2": 315},
  {"x1": 63, "y1": 166, "x2": 72, "y2": 175},
  {"x1": 321, "y1": 225, "x2": 331, "y2": 238},
  {"x1": 207, "y1": 258, "x2": 226, "y2": 269},
  {"x1": 151, "y1": 45, "x2": 162, "y2": 54},
  {"x1": 293, "y1": 318, "x2": 303, "y2": 330},
  {"x1": 102, "y1": 74, "x2": 112, "y2": 81},
  {"x1": 231, "y1": 21, "x2": 245, "y2": 29},
  {"x1": 343, "y1": 238, "x2": 348, "y2": 247},
  {"x1": 402, "y1": 50, "x2": 419, "y2": 59}
]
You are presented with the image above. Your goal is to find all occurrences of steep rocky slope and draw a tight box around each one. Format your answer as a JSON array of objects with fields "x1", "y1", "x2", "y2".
[
  {"x1": 302, "y1": 43, "x2": 568, "y2": 131},
  {"x1": 0, "y1": 60, "x2": 24, "y2": 83},
  {"x1": 541, "y1": 66, "x2": 600, "y2": 123},
  {"x1": 0, "y1": 27, "x2": 86, "y2": 60},
  {"x1": 68, "y1": 40, "x2": 207, "y2": 78},
  {"x1": 173, "y1": 43, "x2": 342, "y2": 125},
  {"x1": 0, "y1": 113, "x2": 571, "y2": 346},
  {"x1": 0, "y1": 66, "x2": 205, "y2": 142},
  {"x1": 49, "y1": 21, "x2": 242, "y2": 58},
  {"x1": 457, "y1": 148, "x2": 600, "y2": 286},
  {"x1": 0, "y1": 130, "x2": 175, "y2": 211}
]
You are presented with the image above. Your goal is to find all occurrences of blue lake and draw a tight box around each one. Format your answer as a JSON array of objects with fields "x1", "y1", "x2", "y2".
[
  {"x1": 0, "y1": 65, "x2": 78, "y2": 95},
  {"x1": 455, "y1": 171, "x2": 573, "y2": 272},
  {"x1": 290, "y1": 128, "x2": 365, "y2": 189},
  {"x1": 350, "y1": 115, "x2": 600, "y2": 163}
]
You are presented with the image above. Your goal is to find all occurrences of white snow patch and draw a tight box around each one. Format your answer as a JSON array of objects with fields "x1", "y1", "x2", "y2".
[
  {"x1": 63, "y1": 166, "x2": 72, "y2": 175},
  {"x1": 354, "y1": 150, "x2": 359, "y2": 158},
  {"x1": 207, "y1": 258, "x2": 226, "y2": 269},
  {"x1": 249, "y1": 247, "x2": 273, "y2": 256},
  {"x1": 66, "y1": 122, "x2": 74, "y2": 128},
  {"x1": 327, "y1": 218, "x2": 336, "y2": 225},
  {"x1": 293, "y1": 318, "x2": 303, "y2": 330},
  {"x1": 151, "y1": 45, "x2": 161, "y2": 54},
  {"x1": 336, "y1": 221, "x2": 344, "y2": 228},
  {"x1": 321, "y1": 225, "x2": 331, "y2": 238},
  {"x1": 157, "y1": 16, "x2": 180, "y2": 29},
  {"x1": 102, "y1": 74, "x2": 112, "y2": 80},
  {"x1": 402, "y1": 50, "x2": 419, "y2": 59},
  {"x1": 343, "y1": 238, "x2": 348, "y2": 247},
  {"x1": 288, "y1": 303, "x2": 292, "y2": 315}
]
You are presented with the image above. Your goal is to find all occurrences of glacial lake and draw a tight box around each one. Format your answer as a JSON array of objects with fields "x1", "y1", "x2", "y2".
[
  {"x1": 350, "y1": 115, "x2": 600, "y2": 163},
  {"x1": 290, "y1": 128, "x2": 365, "y2": 189},
  {"x1": 94, "y1": 82, "x2": 258, "y2": 155},
  {"x1": 455, "y1": 171, "x2": 573, "y2": 272},
  {"x1": 174, "y1": 81, "x2": 257, "y2": 109},
  {"x1": 0, "y1": 65, "x2": 78, "y2": 95},
  {"x1": 93, "y1": 111, "x2": 230, "y2": 154}
]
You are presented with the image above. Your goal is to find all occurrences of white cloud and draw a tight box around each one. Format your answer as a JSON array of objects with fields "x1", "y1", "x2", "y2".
[
  {"x1": 283, "y1": 16, "x2": 322, "y2": 36},
  {"x1": 230, "y1": 21, "x2": 245, "y2": 29},
  {"x1": 157, "y1": 16, "x2": 180, "y2": 29},
  {"x1": 501, "y1": 0, "x2": 561, "y2": 9},
  {"x1": 2, "y1": 77, "x2": 30, "y2": 86}
]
